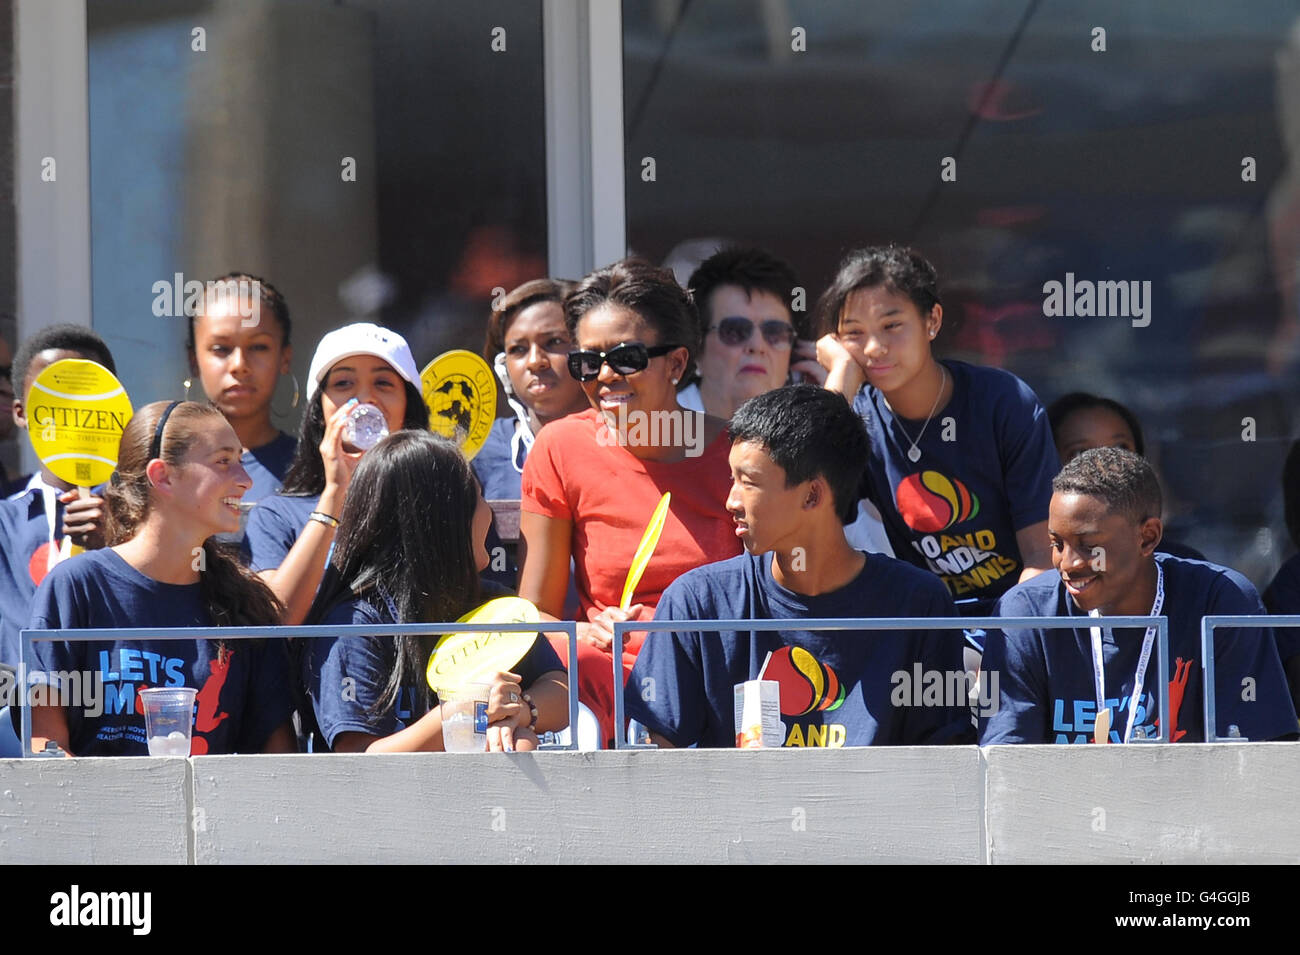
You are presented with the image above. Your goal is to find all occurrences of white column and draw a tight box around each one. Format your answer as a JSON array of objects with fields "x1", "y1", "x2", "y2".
[
  {"x1": 543, "y1": 0, "x2": 626, "y2": 281},
  {"x1": 14, "y1": 0, "x2": 91, "y2": 471}
]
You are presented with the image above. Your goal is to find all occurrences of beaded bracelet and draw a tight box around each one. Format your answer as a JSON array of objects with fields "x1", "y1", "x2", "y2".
[{"x1": 522, "y1": 692, "x2": 538, "y2": 731}]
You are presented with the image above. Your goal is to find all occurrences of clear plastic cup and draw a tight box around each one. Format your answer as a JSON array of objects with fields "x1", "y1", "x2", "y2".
[
  {"x1": 342, "y1": 402, "x2": 390, "y2": 451},
  {"x1": 138, "y1": 687, "x2": 197, "y2": 757},
  {"x1": 439, "y1": 683, "x2": 491, "y2": 753}
]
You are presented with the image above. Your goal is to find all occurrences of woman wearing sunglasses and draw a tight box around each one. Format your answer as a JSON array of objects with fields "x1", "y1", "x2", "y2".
[
  {"x1": 518, "y1": 258, "x2": 741, "y2": 745},
  {"x1": 679, "y1": 247, "x2": 826, "y2": 419}
]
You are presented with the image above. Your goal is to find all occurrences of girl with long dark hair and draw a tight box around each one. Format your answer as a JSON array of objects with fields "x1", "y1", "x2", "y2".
[
  {"x1": 244, "y1": 323, "x2": 429, "y2": 624},
  {"x1": 29, "y1": 401, "x2": 295, "y2": 756},
  {"x1": 303, "y1": 430, "x2": 568, "y2": 752}
]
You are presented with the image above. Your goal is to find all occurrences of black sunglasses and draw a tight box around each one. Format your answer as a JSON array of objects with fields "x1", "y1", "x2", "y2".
[
  {"x1": 567, "y1": 342, "x2": 682, "y2": 382},
  {"x1": 709, "y1": 316, "x2": 796, "y2": 349}
]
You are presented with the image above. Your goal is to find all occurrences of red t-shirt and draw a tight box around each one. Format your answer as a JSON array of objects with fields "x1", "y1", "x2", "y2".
[{"x1": 521, "y1": 409, "x2": 741, "y2": 622}]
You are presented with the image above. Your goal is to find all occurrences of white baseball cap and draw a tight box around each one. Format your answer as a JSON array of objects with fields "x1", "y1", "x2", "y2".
[{"x1": 307, "y1": 322, "x2": 420, "y2": 400}]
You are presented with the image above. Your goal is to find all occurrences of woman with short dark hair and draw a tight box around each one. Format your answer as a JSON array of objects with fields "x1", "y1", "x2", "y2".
[{"x1": 518, "y1": 258, "x2": 741, "y2": 744}]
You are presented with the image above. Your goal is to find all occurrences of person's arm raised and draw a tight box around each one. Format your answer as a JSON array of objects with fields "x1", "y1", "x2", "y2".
[
  {"x1": 817, "y1": 333, "x2": 865, "y2": 402},
  {"x1": 262, "y1": 400, "x2": 363, "y2": 624}
]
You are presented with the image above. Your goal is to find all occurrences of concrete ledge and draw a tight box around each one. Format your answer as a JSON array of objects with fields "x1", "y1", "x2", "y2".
[
  {"x1": 6, "y1": 745, "x2": 1299, "y2": 863},
  {"x1": 983, "y1": 743, "x2": 1300, "y2": 863},
  {"x1": 192, "y1": 747, "x2": 982, "y2": 864},
  {"x1": 0, "y1": 757, "x2": 190, "y2": 864}
]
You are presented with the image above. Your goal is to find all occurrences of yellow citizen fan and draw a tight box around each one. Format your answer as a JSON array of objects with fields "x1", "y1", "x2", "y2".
[
  {"x1": 420, "y1": 350, "x2": 497, "y2": 461},
  {"x1": 425, "y1": 596, "x2": 541, "y2": 694},
  {"x1": 27, "y1": 359, "x2": 133, "y2": 488}
]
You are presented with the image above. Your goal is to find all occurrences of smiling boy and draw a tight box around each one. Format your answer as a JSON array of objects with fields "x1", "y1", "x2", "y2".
[
  {"x1": 980, "y1": 447, "x2": 1298, "y2": 744},
  {"x1": 625, "y1": 385, "x2": 971, "y2": 748}
]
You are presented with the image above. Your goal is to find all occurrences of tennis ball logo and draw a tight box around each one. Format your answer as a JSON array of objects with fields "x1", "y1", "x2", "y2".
[
  {"x1": 765, "y1": 646, "x2": 846, "y2": 716},
  {"x1": 895, "y1": 470, "x2": 980, "y2": 533}
]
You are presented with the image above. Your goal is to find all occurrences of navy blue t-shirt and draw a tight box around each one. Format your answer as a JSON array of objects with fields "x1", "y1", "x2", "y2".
[
  {"x1": 27, "y1": 548, "x2": 293, "y2": 756},
  {"x1": 242, "y1": 432, "x2": 297, "y2": 505},
  {"x1": 471, "y1": 417, "x2": 524, "y2": 501},
  {"x1": 305, "y1": 582, "x2": 565, "y2": 750},
  {"x1": 625, "y1": 551, "x2": 972, "y2": 748},
  {"x1": 979, "y1": 555, "x2": 1299, "y2": 744},
  {"x1": 853, "y1": 360, "x2": 1058, "y2": 620},
  {"x1": 243, "y1": 492, "x2": 319, "y2": 571}
]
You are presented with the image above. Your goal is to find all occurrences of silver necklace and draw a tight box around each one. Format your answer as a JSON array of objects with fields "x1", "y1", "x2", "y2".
[{"x1": 891, "y1": 365, "x2": 947, "y2": 463}]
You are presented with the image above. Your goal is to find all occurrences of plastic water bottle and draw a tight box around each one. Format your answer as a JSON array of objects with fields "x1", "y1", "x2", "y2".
[{"x1": 342, "y1": 403, "x2": 389, "y2": 451}]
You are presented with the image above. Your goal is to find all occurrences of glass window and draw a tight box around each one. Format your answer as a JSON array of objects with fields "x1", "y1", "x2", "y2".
[
  {"x1": 88, "y1": 0, "x2": 546, "y2": 428},
  {"x1": 624, "y1": 0, "x2": 1300, "y2": 585}
]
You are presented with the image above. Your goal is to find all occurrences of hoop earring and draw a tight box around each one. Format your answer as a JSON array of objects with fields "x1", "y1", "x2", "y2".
[{"x1": 272, "y1": 371, "x2": 301, "y2": 418}]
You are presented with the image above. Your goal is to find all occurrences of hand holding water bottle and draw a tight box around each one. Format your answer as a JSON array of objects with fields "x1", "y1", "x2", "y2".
[{"x1": 320, "y1": 398, "x2": 366, "y2": 498}]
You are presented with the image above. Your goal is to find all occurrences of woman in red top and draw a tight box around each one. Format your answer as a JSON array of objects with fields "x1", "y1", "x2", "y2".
[{"x1": 520, "y1": 259, "x2": 740, "y2": 743}]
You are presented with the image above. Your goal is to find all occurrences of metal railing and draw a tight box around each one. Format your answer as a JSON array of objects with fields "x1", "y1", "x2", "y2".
[
  {"x1": 18, "y1": 621, "x2": 579, "y2": 756},
  {"x1": 1201, "y1": 614, "x2": 1300, "y2": 742},
  {"x1": 611, "y1": 615, "x2": 1171, "y2": 749}
]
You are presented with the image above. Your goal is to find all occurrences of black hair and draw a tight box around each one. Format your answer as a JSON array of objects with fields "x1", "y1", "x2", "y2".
[
  {"x1": 482, "y1": 277, "x2": 577, "y2": 362},
  {"x1": 105, "y1": 400, "x2": 284, "y2": 628},
  {"x1": 566, "y1": 257, "x2": 701, "y2": 382},
  {"x1": 279, "y1": 378, "x2": 428, "y2": 496},
  {"x1": 1047, "y1": 392, "x2": 1146, "y2": 458},
  {"x1": 13, "y1": 324, "x2": 116, "y2": 399},
  {"x1": 816, "y1": 245, "x2": 942, "y2": 337},
  {"x1": 186, "y1": 272, "x2": 291, "y2": 352},
  {"x1": 305, "y1": 430, "x2": 483, "y2": 716},
  {"x1": 727, "y1": 384, "x2": 868, "y2": 525},
  {"x1": 1052, "y1": 446, "x2": 1162, "y2": 524},
  {"x1": 687, "y1": 247, "x2": 805, "y2": 338}
]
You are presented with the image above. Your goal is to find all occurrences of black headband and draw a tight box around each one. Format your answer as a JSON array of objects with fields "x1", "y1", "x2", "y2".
[{"x1": 149, "y1": 400, "x2": 183, "y2": 462}]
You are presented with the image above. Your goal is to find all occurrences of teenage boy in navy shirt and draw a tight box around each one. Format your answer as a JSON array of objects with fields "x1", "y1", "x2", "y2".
[
  {"x1": 0, "y1": 325, "x2": 118, "y2": 667},
  {"x1": 980, "y1": 447, "x2": 1298, "y2": 744},
  {"x1": 0, "y1": 326, "x2": 117, "y2": 755},
  {"x1": 625, "y1": 385, "x2": 972, "y2": 748}
]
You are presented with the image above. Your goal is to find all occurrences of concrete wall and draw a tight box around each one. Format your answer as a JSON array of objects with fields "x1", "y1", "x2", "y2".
[{"x1": 2, "y1": 745, "x2": 1297, "y2": 864}]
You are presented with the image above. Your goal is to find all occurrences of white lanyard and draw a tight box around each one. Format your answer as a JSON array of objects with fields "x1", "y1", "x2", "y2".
[{"x1": 1088, "y1": 561, "x2": 1164, "y2": 743}]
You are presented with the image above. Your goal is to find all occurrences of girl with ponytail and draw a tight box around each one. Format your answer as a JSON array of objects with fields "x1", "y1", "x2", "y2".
[{"x1": 29, "y1": 401, "x2": 296, "y2": 756}]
